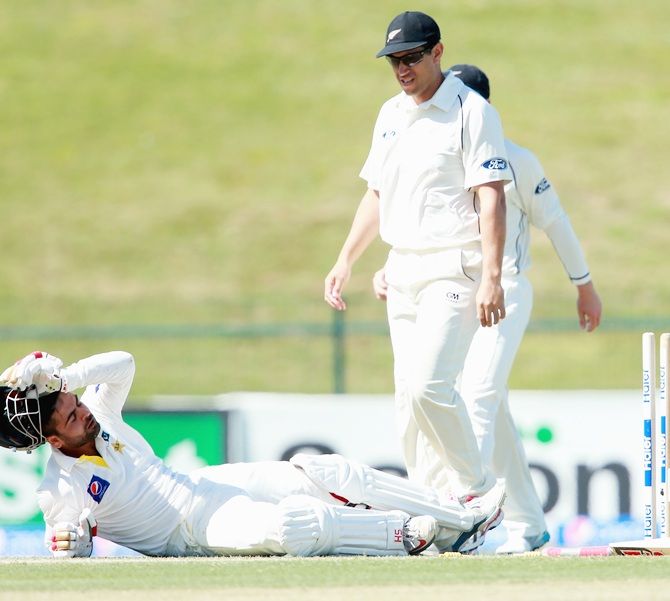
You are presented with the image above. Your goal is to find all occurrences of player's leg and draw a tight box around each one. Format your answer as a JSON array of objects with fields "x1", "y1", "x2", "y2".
[
  {"x1": 290, "y1": 452, "x2": 505, "y2": 554},
  {"x1": 194, "y1": 490, "x2": 434, "y2": 557},
  {"x1": 399, "y1": 275, "x2": 531, "y2": 551},
  {"x1": 384, "y1": 276, "x2": 423, "y2": 482},
  {"x1": 492, "y1": 400, "x2": 549, "y2": 553},
  {"x1": 190, "y1": 461, "x2": 331, "y2": 504},
  {"x1": 410, "y1": 434, "x2": 506, "y2": 553},
  {"x1": 191, "y1": 459, "x2": 470, "y2": 553},
  {"x1": 459, "y1": 275, "x2": 547, "y2": 551},
  {"x1": 275, "y1": 495, "x2": 435, "y2": 557},
  {"x1": 406, "y1": 275, "x2": 492, "y2": 498},
  {"x1": 387, "y1": 271, "x2": 488, "y2": 499},
  {"x1": 459, "y1": 275, "x2": 532, "y2": 467},
  {"x1": 290, "y1": 452, "x2": 476, "y2": 530},
  {"x1": 182, "y1": 477, "x2": 285, "y2": 556},
  {"x1": 199, "y1": 494, "x2": 286, "y2": 556}
]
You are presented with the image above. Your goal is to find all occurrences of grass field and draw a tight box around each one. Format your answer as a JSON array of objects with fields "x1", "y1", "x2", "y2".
[
  {"x1": 2, "y1": 3, "x2": 667, "y2": 590},
  {"x1": 2, "y1": 556, "x2": 670, "y2": 601},
  {"x1": 1, "y1": 0, "x2": 669, "y2": 395}
]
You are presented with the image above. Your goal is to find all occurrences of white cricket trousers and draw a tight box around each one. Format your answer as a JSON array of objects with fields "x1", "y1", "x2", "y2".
[
  {"x1": 414, "y1": 274, "x2": 546, "y2": 538},
  {"x1": 461, "y1": 274, "x2": 546, "y2": 538},
  {"x1": 170, "y1": 462, "x2": 409, "y2": 557},
  {"x1": 385, "y1": 247, "x2": 494, "y2": 499}
]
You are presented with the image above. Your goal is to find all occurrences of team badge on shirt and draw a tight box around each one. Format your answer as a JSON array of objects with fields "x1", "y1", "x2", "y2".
[
  {"x1": 482, "y1": 158, "x2": 508, "y2": 170},
  {"x1": 101, "y1": 431, "x2": 110, "y2": 442},
  {"x1": 112, "y1": 441, "x2": 125, "y2": 453},
  {"x1": 87, "y1": 475, "x2": 110, "y2": 503},
  {"x1": 534, "y1": 178, "x2": 551, "y2": 194}
]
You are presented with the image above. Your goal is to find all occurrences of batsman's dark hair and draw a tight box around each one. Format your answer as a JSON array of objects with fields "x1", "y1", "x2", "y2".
[{"x1": 38, "y1": 391, "x2": 60, "y2": 437}]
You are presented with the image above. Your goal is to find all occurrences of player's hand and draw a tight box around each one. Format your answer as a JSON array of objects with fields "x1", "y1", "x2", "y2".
[
  {"x1": 372, "y1": 268, "x2": 388, "y2": 301},
  {"x1": 324, "y1": 262, "x2": 351, "y2": 311},
  {"x1": 577, "y1": 281, "x2": 602, "y2": 332},
  {"x1": 476, "y1": 280, "x2": 505, "y2": 327},
  {"x1": 51, "y1": 509, "x2": 97, "y2": 559},
  {"x1": 0, "y1": 351, "x2": 63, "y2": 394}
]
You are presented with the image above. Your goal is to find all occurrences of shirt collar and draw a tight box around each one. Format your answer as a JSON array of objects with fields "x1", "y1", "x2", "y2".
[
  {"x1": 50, "y1": 431, "x2": 111, "y2": 471},
  {"x1": 397, "y1": 71, "x2": 464, "y2": 113}
]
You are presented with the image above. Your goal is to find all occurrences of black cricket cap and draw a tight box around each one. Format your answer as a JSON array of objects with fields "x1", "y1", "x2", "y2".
[
  {"x1": 376, "y1": 11, "x2": 441, "y2": 58},
  {"x1": 448, "y1": 64, "x2": 490, "y2": 100}
]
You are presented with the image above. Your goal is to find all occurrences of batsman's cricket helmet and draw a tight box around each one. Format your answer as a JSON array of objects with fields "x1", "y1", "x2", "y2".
[{"x1": 0, "y1": 385, "x2": 55, "y2": 452}]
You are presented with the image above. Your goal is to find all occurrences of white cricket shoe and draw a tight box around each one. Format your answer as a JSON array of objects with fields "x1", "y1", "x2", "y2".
[
  {"x1": 455, "y1": 510, "x2": 504, "y2": 554},
  {"x1": 449, "y1": 479, "x2": 507, "y2": 554},
  {"x1": 403, "y1": 515, "x2": 438, "y2": 555},
  {"x1": 495, "y1": 531, "x2": 550, "y2": 555}
]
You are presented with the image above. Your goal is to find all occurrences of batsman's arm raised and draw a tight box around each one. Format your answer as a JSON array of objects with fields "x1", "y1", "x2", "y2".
[{"x1": 324, "y1": 188, "x2": 380, "y2": 311}]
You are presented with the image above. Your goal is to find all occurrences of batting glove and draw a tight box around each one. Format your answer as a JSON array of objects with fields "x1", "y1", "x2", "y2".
[
  {"x1": 0, "y1": 351, "x2": 64, "y2": 394},
  {"x1": 51, "y1": 509, "x2": 97, "y2": 558}
]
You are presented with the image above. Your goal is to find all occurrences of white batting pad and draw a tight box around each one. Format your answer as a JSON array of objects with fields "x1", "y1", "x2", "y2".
[
  {"x1": 277, "y1": 494, "x2": 407, "y2": 556},
  {"x1": 290, "y1": 453, "x2": 473, "y2": 530}
]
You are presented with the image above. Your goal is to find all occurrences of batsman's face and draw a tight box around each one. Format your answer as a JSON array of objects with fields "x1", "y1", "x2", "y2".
[{"x1": 47, "y1": 392, "x2": 100, "y2": 453}]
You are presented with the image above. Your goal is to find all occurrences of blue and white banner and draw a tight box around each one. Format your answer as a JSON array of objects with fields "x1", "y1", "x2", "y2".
[
  {"x1": 206, "y1": 390, "x2": 645, "y2": 547},
  {"x1": 0, "y1": 390, "x2": 646, "y2": 554}
]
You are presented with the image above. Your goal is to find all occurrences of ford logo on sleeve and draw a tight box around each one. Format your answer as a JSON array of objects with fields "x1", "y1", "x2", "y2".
[
  {"x1": 87, "y1": 475, "x2": 110, "y2": 503},
  {"x1": 482, "y1": 158, "x2": 508, "y2": 170},
  {"x1": 534, "y1": 178, "x2": 551, "y2": 194}
]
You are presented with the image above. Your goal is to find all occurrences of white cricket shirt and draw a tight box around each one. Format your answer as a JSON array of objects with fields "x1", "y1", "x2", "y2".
[
  {"x1": 502, "y1": 140, "x2": 591, "y2": 284},
  {"x1": 37, "y1": 352, "x2": 196, "y2": 556},
  {"x1": 360, "y1": 72, "x2": 512, "y2": 251}
]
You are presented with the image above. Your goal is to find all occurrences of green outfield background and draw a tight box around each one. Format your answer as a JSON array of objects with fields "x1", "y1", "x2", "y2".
[
  {"x1": 2, "y1": 556, "x2": 670, "y2": 601},
  {"x1": 1, "y1": 0, "x2": 668, "y2": 398}
]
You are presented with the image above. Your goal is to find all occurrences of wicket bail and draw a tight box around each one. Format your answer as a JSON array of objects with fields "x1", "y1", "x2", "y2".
[{"x1": 642, "y1": 332, "x2": 670, "y2": 539}]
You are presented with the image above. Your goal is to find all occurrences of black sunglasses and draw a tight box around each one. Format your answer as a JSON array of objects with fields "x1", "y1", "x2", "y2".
[{"x1": 386, "y1": 47, "x2": 431, "y2": 69}]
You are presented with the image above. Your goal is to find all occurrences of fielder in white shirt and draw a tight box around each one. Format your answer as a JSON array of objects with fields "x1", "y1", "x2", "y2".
[
  {"x1": 325, "y1": 12, "x2": 511, "y2": 508},
  {"x1": 0, "y1": 351, "x2": 506, "y2": 558},
  {"x1": 372, "y1": 64, "x2": 602, "y2": 554}
]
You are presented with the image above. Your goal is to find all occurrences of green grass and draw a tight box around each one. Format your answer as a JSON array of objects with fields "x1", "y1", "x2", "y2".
[
  {"x1": 1, "y1": 556, "x2": 669, "y2": 601},
  {"x1": 0, "y1": 330, "x2": 645, "y2": 397},
  {"x1": 1, "y1": 0, "x2": 668, "y2": 396}
]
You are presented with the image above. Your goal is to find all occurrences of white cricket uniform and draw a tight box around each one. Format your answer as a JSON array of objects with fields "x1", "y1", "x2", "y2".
[
  {"x1": 415, "y1": 140, "x2": 591, "y2": 539},
  {"x1": 37, "y1": 351, "x2": 271, "y2": 556},
  {"x1": 37, "y1": 352, "x2": 474, "y2": 557},
  {"x1": 360, "y1": 72, "x2": 512, "y2": 499}
]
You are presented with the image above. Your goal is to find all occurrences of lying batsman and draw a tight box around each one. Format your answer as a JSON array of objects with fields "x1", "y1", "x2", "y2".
[{"x1": 0, "y1": 351, "x2": 504, "y2": 558}]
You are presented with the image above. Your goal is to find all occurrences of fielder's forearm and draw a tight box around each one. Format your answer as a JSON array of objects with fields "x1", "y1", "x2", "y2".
[
  {"x1": 477, "y1": 182, "x2": 506, "y2": 283},
  {"x1": 336, "y1": 188, "x2": 380, "y2": 267},
  {"x1": 544, "y1": 214, "x2": 591, "y2": 285}
]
